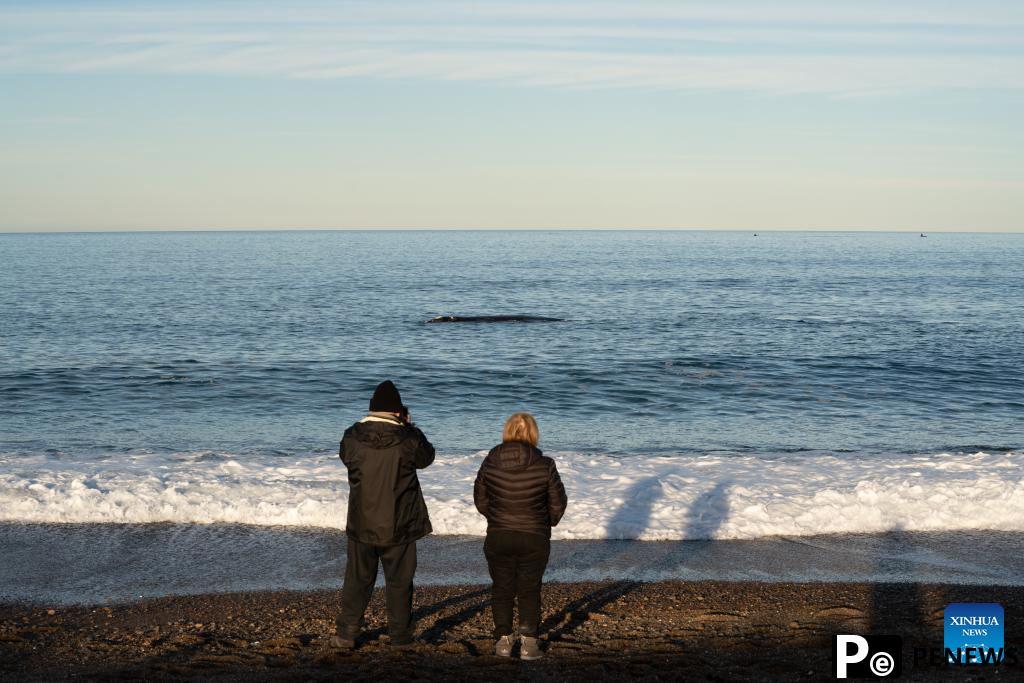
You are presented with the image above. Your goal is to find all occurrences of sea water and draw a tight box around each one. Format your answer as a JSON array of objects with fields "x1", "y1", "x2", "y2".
[{"x1": 1, "y1": 230, "x2": 1022, "y2": 542}]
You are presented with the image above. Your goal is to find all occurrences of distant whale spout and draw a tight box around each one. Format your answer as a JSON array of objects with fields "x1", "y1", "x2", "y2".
[{"x1": 426, "y1": 315, "x2": 564, "y2": 324}]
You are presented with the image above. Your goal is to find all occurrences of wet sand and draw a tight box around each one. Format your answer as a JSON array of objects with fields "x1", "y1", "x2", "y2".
[
  {"x1": 3, "y1": 581, "x2": 1022, "y2": 681},
  {"x1": 5, "y1": 523, "x2": 1024, "y2": 604}
]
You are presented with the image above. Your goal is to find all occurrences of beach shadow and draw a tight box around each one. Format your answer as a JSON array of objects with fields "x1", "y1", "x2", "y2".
[
  {"x1": 417, "y1": 589, "x2": 491, "y2": 645},
  {"x1": 661, "y1": 480, "x2": 733, "y2": 579},
  {"x1": 867, "y1": 527, "x2": 939, "y2": 650},
  {"x1": 564, "y1": 480, "x2": 733, "y2": 589},
  {"x1": 361, "y1": 587, "x2": 490, "y2": 644},
  {"x1": 682, "y1": 480, "x2": 731, "y2": 540},
  {"x1": 540, "y1": 482, "x2": 729, "y2": 641},
  {"x1": 594, "y1": 475, "x2": 669, "y2": 573},
  {"x1": 539, "y1": 580, "x2": 641, "y2": 642},
  {"x1": 816, "y1": 527, "x2": 939, "y2": 667},
  {"x1": 124, "y1": 630, "x2": 226, "y2": 678},
  {"x1": 606, "y1": 476, "x2": 664, "y2": 540}
]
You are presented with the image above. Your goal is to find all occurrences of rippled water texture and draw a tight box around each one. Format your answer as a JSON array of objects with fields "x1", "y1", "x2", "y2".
[{"x1": 2, "y1": 230, "x2": 1022, "y2": 457}]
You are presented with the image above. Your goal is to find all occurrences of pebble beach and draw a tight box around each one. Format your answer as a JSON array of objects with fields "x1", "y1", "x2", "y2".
[{"x1": 3, "y1": 581, "x2": 1022, "y2": 681}]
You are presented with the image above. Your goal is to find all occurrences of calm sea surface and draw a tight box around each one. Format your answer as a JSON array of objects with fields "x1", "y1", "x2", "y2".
[{"x1": 2, "y1": 230, "x2": 1021, "y2": 459}]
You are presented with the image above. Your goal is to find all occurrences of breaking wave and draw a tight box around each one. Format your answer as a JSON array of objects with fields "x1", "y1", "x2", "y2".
[{"x1": 2, "y1": 450, "x2": 1022, "y2": 540}]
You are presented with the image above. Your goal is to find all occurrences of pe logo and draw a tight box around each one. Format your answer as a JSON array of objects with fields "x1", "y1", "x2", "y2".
[
  {"x1": 833, "y1": 635, "x2": 902, "y2": 678},
  {"x1": 944, "y1": 603, "x2": 1004, "y2": 664}
]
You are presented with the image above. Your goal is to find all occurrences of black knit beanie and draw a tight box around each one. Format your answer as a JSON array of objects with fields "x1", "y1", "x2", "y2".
[{"x1": 369, "y1": 380, "x2": 403, "y2": 413}]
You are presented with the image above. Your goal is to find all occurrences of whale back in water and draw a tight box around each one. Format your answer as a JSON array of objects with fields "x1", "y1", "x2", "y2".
[{"x1": 426, "y1": 314, "x2": 564, "y2": 324}]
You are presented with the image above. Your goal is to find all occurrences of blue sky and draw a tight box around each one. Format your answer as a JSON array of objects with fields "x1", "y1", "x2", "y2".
[{"x1": 2, "y1": 1, "x2": 1022, "y2": 231}]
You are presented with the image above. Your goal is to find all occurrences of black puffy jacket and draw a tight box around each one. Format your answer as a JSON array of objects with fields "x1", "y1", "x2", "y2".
[
  {"x1": 340, "y1": 417, "x2": 435, "y2": 546},
  {"x1": 474, "y1": 441, "x2": 568, "y2": 538}
]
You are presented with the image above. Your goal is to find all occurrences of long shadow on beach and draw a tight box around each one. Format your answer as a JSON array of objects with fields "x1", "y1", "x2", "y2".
[
  {"x1": 814, "y1": 526, "x2": 937, "y2": 672},
  {"x1": 666, "y1": 480, "x2": 732, "y2": 579},
  {"x1": 869, "y1": 527, "x2": 924, "y2": 631},
  {"x1": 518, "y1": 476, "x2": 665, "y2": 640},
  {"x1": 417, "y1": 588, "x2": 492, "y2": 646},
  {"x1": 407, "y1": 478, "x2": 735, "y2": 645},
  {"x1": 867, "y1": 527, "x2": 939, "y2": 668},
  {"x1": 361, "y1": 587, "x2": 491, "y2": 644},
  {"x1": 586, "y1": 478, "x2": 732, "y2": 578},
  {"x1": 535, "y1": 479, "x2": 734, "y2": 642},
  {"x1": 607, "y1": 476, "x2": 664, "y2": 540},
  {"x1": 681, "y1": 480, "x2": 731, "y2": 541},
  {"x1": 538, "y1": 580, "x2": 641, "y2": 642}
]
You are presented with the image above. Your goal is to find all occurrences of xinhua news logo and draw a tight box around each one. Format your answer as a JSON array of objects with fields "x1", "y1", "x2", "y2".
[
  {"x1": 912, "y1": 602, "x2": 1019, "y2": 668},
  {"x1": 833, "y1": 635, "x2": 902, "y2": 678},
  {"x1": 944, "y1": 603, "x2": 1004, "y2": 664}
]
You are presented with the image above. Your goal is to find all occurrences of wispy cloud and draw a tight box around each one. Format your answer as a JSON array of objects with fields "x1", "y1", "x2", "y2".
[{"x1": 2, "y1": 1, "x2": 1023, "y2": 94}]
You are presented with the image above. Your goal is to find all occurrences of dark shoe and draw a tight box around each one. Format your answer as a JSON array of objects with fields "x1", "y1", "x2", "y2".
[
  {"x1": 329, "y1": 635, "x2": 355, "y2": 649},
  {"x1": 389, "y1": 638, "x2": 420, "y2": 650}
]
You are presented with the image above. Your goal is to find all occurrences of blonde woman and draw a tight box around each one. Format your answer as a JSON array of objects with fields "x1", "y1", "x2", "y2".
[{"x1": 473, "y1": 412, "x2": 568, "y2": 660}]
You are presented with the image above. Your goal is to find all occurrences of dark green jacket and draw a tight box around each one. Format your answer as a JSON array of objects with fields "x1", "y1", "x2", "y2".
[{"x1": 340, "y1": 416, "x2": 435, "y2": 546}]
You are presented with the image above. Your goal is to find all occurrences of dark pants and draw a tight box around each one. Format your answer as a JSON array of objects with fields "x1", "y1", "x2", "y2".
[
  {"x1": 484, "y1": 529, "x2": 551, "y2": 638},
  {"x1": 336, "y1": 538, "x2": 417, "y2": 644}
]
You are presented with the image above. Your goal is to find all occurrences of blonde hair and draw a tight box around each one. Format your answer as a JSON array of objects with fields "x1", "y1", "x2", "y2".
[{"x1": 502, "y1": 412, "x2": 539, "y2": 447}]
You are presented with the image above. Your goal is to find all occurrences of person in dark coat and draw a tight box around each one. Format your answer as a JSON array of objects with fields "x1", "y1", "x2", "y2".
[
  {"x1": 331, "y1": 380, "x2": 435, "y2": 650},
  {"x1": 474, "y1": 412, "x2": 568, "y2": 660}
]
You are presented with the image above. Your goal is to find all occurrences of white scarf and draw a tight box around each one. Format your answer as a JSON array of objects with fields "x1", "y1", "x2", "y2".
[{"x1": 359, "y1": 412, "x2": 403, "y2": 425}]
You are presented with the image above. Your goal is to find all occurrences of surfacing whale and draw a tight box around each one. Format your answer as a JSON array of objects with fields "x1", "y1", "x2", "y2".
[{"x1": 426, "y1": 315, "x2": 564, "y2": 324}]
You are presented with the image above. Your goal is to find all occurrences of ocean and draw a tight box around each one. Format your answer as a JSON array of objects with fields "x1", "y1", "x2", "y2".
[{"x1": 1, "y1": 230, "x2": 1022, "y2": 546}]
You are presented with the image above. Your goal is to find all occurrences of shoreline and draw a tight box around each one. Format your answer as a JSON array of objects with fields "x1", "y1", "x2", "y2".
[
  {"x1": 4, "y1": 523, "x2": 1023, "y2": 605},
  {"x1": 2, "y1": 581, "x2": 1022, "y2": 681}
]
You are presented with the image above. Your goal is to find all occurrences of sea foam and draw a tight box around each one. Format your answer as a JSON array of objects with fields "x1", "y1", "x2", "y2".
[{"x1": 1, "y1": 451, "x2": 1022, "y2": 540}]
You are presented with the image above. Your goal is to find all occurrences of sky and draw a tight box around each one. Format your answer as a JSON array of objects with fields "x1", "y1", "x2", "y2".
[{"x1": 1, "y1": 0, "x2": 1023, "y2": 231}]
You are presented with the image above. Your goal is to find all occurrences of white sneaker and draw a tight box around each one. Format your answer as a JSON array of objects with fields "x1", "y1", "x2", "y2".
[
  {"x1": 520, "y1": 635, "x2": 543, "y2": 660},
  {"x1": 495, "y1": 634, "x2": 514, "y2": 657}
]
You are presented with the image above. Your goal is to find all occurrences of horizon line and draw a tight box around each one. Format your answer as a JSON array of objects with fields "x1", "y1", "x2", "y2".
[{"x1": 2, "y1": 227, "x2": 1020, "y2": 235}]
